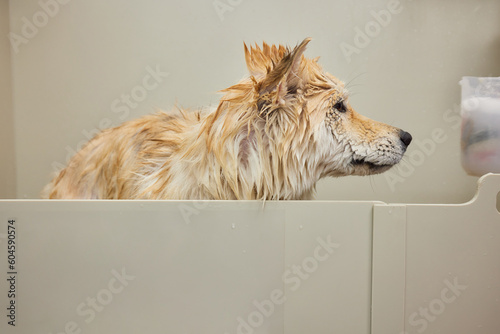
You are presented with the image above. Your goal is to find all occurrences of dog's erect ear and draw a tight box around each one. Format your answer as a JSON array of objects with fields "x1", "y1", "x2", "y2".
[
  {"x1": 258, "y1": 38, "x2": 311, "y2": 105},
  {"x1": 244, "y1": 41, "x2": 287, "y2": 77}
]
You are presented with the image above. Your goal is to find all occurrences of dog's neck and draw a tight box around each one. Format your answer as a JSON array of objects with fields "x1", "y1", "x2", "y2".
[{"x1": 175, "y1": 103, "x2": 324, "y2": 200}]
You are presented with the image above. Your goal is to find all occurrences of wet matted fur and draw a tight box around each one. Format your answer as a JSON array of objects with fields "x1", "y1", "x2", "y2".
[{"x1": 43, "y1": 38, "x2": 412, "y2": 200}]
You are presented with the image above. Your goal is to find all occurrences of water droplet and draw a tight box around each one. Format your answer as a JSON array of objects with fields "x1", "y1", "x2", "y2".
[
  {"x1": 242, "y1": 250, "x2": 247, "y2": 254},
  {"x1": 388, "y1": 210, "x2": 393, "y2": 214},
  {"x1": 299, "y1": 225, "x2": 303, "y2": 230},
  {"x1": 231, "y1": 224, "x2": 236, "y2": 229}
]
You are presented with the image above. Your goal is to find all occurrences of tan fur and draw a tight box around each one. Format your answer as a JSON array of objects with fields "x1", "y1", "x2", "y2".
[{"x1": 43, "y1": 38, "x2": 411, "y2": 200}]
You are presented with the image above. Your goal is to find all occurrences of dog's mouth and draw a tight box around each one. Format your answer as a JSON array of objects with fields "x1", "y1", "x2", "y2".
[{"x1": 351, "y1": 158, "x2": 393, "y2": 173}]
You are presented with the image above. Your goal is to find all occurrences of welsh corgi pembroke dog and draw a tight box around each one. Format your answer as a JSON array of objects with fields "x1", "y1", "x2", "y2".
[{"x1": 43, "y1": 38, "x2": 412, "y2": 200}]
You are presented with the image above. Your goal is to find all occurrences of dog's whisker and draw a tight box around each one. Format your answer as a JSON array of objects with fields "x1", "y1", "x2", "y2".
[
  {"x1": 368, "y1": 175, "x2": 376, "y2": 193},
  {"x1": 345, "y1": 71, "x2": 368, "y2": 90}
]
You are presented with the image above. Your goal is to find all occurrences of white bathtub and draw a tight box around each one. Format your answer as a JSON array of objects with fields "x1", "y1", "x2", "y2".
[{"x1": 1, "y1": 174, "x2": 499, "y2": 334}]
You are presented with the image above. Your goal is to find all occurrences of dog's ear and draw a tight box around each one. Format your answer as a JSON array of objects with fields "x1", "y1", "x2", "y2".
[
  {"x1": 258, "y1": 38, "x2": 311, "y2": 105},
  {"x1": 244, "y1": 41, "x2": 287, "y2": 77}
]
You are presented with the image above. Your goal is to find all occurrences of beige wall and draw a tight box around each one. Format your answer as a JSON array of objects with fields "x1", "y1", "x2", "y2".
[
  {"x1": 6, "y1": 0, "x2": 500, "y2": 202},
  {"x1": 0, "y1": 1, "x2": 16, "y2": 199}
]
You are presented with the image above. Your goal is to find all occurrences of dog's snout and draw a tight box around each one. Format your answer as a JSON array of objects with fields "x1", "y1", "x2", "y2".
[{"x1": 399, "y1": 130, "x2": 412, "y2": 147}]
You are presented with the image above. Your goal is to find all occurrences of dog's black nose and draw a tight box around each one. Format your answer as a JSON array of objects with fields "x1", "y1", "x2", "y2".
[{"x1": 399, "y1": 130, "x2": 412, "y2": 147}]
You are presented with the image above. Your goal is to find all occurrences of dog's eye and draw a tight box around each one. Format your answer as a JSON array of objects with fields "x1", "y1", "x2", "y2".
[{"x1": 333, "y1": 100, "x2": 347, "y2": 113}]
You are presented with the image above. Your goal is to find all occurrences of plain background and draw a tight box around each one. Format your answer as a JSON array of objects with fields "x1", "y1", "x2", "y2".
[{"x1": 1, "y1": 0, "x2": 499, "y2": 202}]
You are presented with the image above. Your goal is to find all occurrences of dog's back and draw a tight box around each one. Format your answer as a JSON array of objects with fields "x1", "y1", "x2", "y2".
[{"x1": 44, "y1": 111, "x2": 203, "y2": 199}]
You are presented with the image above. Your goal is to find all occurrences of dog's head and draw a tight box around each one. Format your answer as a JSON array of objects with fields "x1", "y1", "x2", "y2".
[{"x1": 207, "y1": 38, "x2": 411, "y2": 198}]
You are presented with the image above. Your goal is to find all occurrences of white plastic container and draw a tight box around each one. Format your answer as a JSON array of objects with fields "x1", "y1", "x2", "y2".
[{"x1": 460, "y1": 76, "x2": 500, "y2": 176}]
